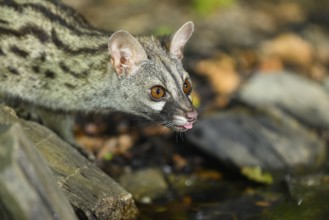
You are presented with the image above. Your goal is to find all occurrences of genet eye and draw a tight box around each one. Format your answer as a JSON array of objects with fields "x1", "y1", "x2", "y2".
[
  {"x1": 183, "y1": 79, "x2": 192, "y2": 95},
  {"x1": 150, "y1": 86, "x2": 166, "y2": 100}
]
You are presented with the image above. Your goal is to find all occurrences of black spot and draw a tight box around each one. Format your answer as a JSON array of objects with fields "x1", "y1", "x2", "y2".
[
  {"x1": 81, "y1": 70, "x2": 89, "y2": 77},
  {"x1": 0, "y1": 48, "x2": 5, "y2": 56},
  {"x1": 32, "y1": 65, "x2": 40, "y2": 73},
  {"x1": 59, "y1": 61, "x2": 84, "y2": 78},
  {"x1": 44, "y1": 70, "x2": 56, "y2": 79},
  {"x1": 39, "y1": 52, "x2": 46, "y2": 62},
  {"x1": 10, "y1": 46, "x2": 29, "y2": 58},
  {"x1": 59, "y1": 61, "x2": 69, "y2": 72},
  {"x1": 20, "y1": 24, "x2": 49, "y2": 43},
  {"x1": 64, "y1": 83, "x2": 76, "y2": 89},
  {"x1": 7, "y1": 66, "x2": 19, "y2": 75},
  {"x1": 0, "y1": 19, "x2": 8, "y2": 25}
]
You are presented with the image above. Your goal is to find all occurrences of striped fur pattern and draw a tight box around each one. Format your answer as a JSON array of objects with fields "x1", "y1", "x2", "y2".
[
  {"x1": 0, "y1": 0, "x2": 109, "y2": 111},
  {"x1": 0, "y1": 0, "x2": 197, "y2": 142}
]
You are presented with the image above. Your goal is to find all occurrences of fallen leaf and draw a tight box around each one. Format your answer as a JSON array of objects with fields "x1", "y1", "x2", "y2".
[
  {"x1": 172, "y1": 153, "x2": 188, "y2": 170},
  {"x1": 260, "y1": 33, "x2": 314, "y2": 69},
  {"x1": 258, "y1": 56, "x2": 283, "y2": 72},
  {"x1": 195, "y1": 53, "x2": 241, "y2": 96},
  {"x1": 255, "y1": 201, "x2": 271, "y2": 207},
  {"x1": 195, "y1": 170, "x2": 223, "y2": 180}
]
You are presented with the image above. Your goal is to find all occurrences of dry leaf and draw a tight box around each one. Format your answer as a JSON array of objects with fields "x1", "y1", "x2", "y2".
[
  {"x1": 172, "y1": 153, "x2": 188, "y2": 170},
  {"x1": 195, "y1": 53, "x2": 241, "y2": 96},
  {"x1": 258, "y1": 56, "x2": 283, "y2": 72},
  {"x1": 260, "y1": 33, "x2": 314, "y2": 69}
]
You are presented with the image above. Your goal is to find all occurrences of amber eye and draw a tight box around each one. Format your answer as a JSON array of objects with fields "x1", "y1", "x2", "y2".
[
  {"x1": 183, "y1": 79, "x2": 192, "y2": 95},
  {"x1": 150, "y1": 86, "x2": 166, "y2": 100}
]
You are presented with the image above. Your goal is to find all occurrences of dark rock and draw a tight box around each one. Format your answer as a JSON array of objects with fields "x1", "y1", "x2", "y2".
[{"x1": 187, "y1": 107, "x2": 326, "y2": 176}]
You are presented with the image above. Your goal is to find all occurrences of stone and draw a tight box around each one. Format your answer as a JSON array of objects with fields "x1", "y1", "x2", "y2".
[
  {"x1": 0, "y1": 105, "x2": 138, "y2": 220},
  {"x1": 187, "y1": 107, "x2": 326, "y2": 176},
  {"x1": 0, "y1": 123, "x2": 77, "y2": 220},
  {"x1": 238, "y1": 71, "x2": 329, "y2": 129},
  {"x1": 118, "y1": 168, "x2": 168, "y2": 203}
]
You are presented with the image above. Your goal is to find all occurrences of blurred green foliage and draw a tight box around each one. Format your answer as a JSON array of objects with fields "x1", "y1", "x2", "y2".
[
  {"x1": 103, "y1": 152, "x2": 113, "y2": 161},
  {"x1": 192, "y1": 0, "x2": 236, "y2": 15},
  {"x1": 241, "y1": 166, "x2": 273, "y2": 184},
  {"x1": 153, "y1": 25, "x2": 174, "y2": 36}
]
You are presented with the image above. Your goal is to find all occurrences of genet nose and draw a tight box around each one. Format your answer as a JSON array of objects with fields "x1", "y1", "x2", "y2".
[{"x1": 186, "y1": 110, "x2": 198, "y2": 122}]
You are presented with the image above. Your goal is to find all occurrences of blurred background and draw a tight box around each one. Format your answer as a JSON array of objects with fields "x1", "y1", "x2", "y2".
[{"x1": 64, "y1": 0, "x2": 329, "y2": 219}]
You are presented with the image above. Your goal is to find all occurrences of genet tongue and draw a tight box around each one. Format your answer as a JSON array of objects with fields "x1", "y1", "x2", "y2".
[{"x1": 183, "y1": 122, "x2": 193, "y2": 129}]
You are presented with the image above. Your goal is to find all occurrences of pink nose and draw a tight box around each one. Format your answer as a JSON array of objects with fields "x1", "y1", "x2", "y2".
[{"x1": 186, "y1": 110, "x2": 198, "y2": 122}]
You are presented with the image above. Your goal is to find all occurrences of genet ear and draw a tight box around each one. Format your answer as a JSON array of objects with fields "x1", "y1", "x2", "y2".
[
  {"x1": 108, "y1": 31, "x2": 147, "y2": 76},
  {"x1": 170, "y1": 21, "x2": 194, "y2": 60}
]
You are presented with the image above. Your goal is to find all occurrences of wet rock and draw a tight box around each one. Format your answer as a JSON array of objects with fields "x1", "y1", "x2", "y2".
[
  {"x1": 187, "y1": 107, "x2": 326, "y2": 176},
  {"x1": 259, "y1": 174, "x2": 329, "y2": 219},
  {"x1": 190, "y1": 194, "x2": 271, "y2": 220},
  {"x1": 118, "y1": 168, "x2": 168, "y2": 203},
  {"x1": 238, "y1": 72, "x2": 329, "y2": 129},
  {"x1": 285, "y1": 174, "x2": 329, "y2": 202}
]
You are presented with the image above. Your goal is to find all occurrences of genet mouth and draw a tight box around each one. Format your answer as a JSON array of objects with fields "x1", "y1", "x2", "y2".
[{"x1": 173, "y1": 121, "x2": 195, "y2": 131}]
